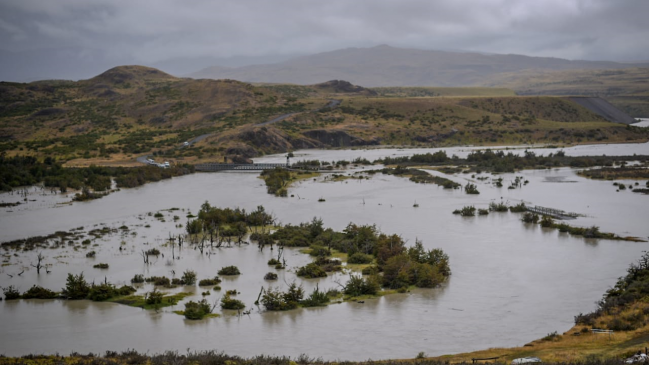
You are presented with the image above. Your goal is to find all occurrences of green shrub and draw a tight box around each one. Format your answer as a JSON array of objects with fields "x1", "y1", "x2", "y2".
[
  {"x1": 260, "y1": 287, "x2": 290, "y2": 311},
  {"x1": 145, "y1": 276, "x2": 170, "y2": 286},
  {"x1": 296, "y1": 262, "x2": 327, "y2": 278},
  {"x1": 218, "y1": 266, "x2": 241, "y2": 276},
  {"x1": 22, "y1": 285, "x2": 57, "y2": 299},
  {"x1": 540, "y1": 215, "x2": 554, "y2": 228},
  {"x1": 131, "y1": 274, "x2": 145, "y2": 283},
  {"x1": 87, "y1": 283, "x2": 136, "y2": 301},
  {"x1": 267, "y1": 258, "x2": 280, "y2": 265},
  {"x1": 181, "y1": 270, "x2": 197, "y2": 285},
  {"x1": 61, "y1": 273, "x2": 90, "y2": 299},
  {"x1": 489, "y1": 202, "x2": 508, "y2": 212},
  {"x1": 116, "y1": 285, "x2": 137, "y2": 296},
  {"x1": 145, "y1": 248, "x2": 161, "y2": 256},
  {"x1": 261, "y1": 283, "x2": 304, "y2": 311},
  {"x1": 465, "y1": 183, "x2": 480, "y2": 194},
  {"x1": 348, "y1": 252, "x2": 374, "y2": 264},
  {"x1": 452, "y1": 206, "x2": 476, "y2": 216},
  {"x1": 344, "y1": 274, "x2": 381, "y2": 296},
  {"x1": 145, "y1": 288, "x2": 163, "y2": 305},
  {"x1": 300, "y1": 286, "x2": 330, "y2": 307},
  {"x1": 522, "y1": 212, "x2": 539, "y2": 223},
  {"x1": 509, "y1": 202, "x2": 527, "y2": 212},
  {"x1": 220, "y1": 294, "x2": 245, "y2": 310},
  {"x1": 3, "y1": 285, "x2": 22, "y2": 300},
  {"x1": 184, "y1": 299, "x2": 213, "y2": 320},
  {"x1": 309, "y1": 245, "x2": 331, "y2": 257},
  {"x1": 198, "y1": 277, "x2": 221, "y2": 286}
]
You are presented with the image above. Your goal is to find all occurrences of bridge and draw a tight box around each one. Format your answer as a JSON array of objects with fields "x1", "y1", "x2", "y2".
[
  {"x1": 526, "y1": 205, "x2": 579, "y2": 220},
  {"x1": 195, "y1": 163, "x2": 288, "y2": 172}
]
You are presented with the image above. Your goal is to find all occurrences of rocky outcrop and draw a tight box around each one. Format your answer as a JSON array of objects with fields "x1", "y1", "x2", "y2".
[{"x1": 313, "y1": 80, "x2": 378, "y2": 96}]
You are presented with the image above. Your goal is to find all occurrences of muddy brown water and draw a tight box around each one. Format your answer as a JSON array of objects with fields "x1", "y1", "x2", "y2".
[{"x1": 1, "y1": 143, "x2": 649, "y2": 360}]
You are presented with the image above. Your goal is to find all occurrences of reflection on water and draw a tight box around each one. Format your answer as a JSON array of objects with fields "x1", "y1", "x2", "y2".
[{"x1": 0, "y1": 144, "x2": 648, "y2": 360}]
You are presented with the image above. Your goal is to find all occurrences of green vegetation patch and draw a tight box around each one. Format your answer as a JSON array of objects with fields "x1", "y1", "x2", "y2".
[{"x1": 109, "y1": 292, "x2": 192, "y2": 310}]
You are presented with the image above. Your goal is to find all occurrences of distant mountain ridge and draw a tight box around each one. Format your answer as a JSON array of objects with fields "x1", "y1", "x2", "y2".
[{"x1": 189, "y1": 45, "x2": 648, "y2": 87}]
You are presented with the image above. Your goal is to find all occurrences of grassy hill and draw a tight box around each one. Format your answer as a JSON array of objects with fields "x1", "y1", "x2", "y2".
[
  {"x1": 482, "y1": 68, "x2": 649, "y2": 117},
  {"x1": 1, "y1": 66, "x2": 647, "y2": 167}
]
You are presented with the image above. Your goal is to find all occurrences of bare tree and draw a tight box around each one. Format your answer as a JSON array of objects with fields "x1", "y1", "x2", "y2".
[
  {"x1": 30, "y1": 252, "x2": 45, "y2": 274},
  {"x1": 141, "y1": 250, "x2": 150, "y2": 265}
]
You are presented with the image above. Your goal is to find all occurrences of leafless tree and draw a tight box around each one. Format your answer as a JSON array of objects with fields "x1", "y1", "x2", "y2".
[
  {"x1": 30, "y1": 252, "x2": 45, "y2": 274},
  {"x1": 141, "y1": 250, "x2": 150, "y2": 265}
]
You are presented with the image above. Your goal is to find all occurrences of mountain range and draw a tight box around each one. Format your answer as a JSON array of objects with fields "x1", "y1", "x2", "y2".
[{"x1": 189, "y1": 45, "x2": 649, "y2": 87}]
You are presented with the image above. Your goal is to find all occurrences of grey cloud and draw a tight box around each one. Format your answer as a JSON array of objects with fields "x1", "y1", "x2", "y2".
[{"x1": 0, "y1": 0, "x2": 647, "y2": 81}]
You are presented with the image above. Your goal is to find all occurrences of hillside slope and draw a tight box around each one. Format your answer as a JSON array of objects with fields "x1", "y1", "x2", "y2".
[{"x1": 1, "y1": 67, "x2": 648, "y2": 166}]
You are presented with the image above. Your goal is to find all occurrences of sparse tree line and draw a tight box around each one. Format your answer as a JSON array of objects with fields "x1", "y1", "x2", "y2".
[
  {"x1": 0, "y1": 154, "x2": 194, "y2": 194},
  {"x1": 375, "y1": 149, "x2": 649, "y2": 174}
]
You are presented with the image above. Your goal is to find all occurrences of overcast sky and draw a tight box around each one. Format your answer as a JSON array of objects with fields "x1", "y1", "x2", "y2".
[{"x1": 1, "y1": 0, "x2": 648, "y2": 80}]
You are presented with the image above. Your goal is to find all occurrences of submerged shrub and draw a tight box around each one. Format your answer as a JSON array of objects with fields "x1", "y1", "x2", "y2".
[
  {"x1": 145, "y1": 276, "x2": 171, "y2": 286},
  {"x1": 452, "y1": 206, "x2": 476, "y2": 216},
  {"x1": 267, "y1": 258, "x2": 280, "y2": 265},
  {"x1": 131, "y1": 274, "x2": 145, "y2": 284},
  {"x1": 300, "y1": 286, "x2": 330, "y2": 307},
  {"x1": 264, "y1": 272, "x2": 278, "y2": 280},
  {"x1": 296, "y1": 262, "x2": 327, "y2": 278},
  {"x1": 465, "y1": 183, "x2": 480, "y2": 194},
  {"x1": 145, "y1": 248, "x2": 161, "y2": 256},
  {"x1": 2, "y1": 285, "x2": 21, "y2": 300},
  {"x1": 261, "y1": 283, "x2": 304, "y2": 311},
  {"x1": 198, "y1": 277, "x2": 222, "y2": 286},
  {"x1": 180, "y1": 270, "x2": 197, "y2": 285},
  {"x1": 540, "y1": 215, "x2": 554, "y2": 228},
  {"x1": 61, "y1": 273, "x2": 90, "y2": 299},
  {"x1": 522, "y1": 212, "x2": 539, "y2": 223},
  {"x1": 146, "y1": 288, "x2": 163, "y2": 305},
  {"x1": 184, "y1": 299, "x2": 213, "y2": 320},
  {"x1": 220, "y1": 294, "x2": 245, "y2": 310},
  {"x1": 93, "y1": 263, "x2": 109, "y2": 269},
  {"x1": 344, "y1": 274, "x2": 381, "y2": 297},
  {"x1": 489, "y1": 202, "x2": 509, "y2": 212},
  {"x1": 88, "y1": 283, "x2": 135, "y2": 301},
  {"x1": 218, "y1": 266, "x2": 241, "y2": 276},
  {"x1": 509, "y1": 202, "x2": 527, "y2": 213},
  {"x1": 22, "y1": 285, "x2": 57, "y2": 299}
]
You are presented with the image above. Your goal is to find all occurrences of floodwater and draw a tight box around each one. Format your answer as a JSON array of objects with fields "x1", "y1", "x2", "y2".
[
  {"x1": 632, "y1": 119, "x2": 649, "y2": 128},
  {"x1": 1, "y1": 143, "x2": 649, "y2": 360}
]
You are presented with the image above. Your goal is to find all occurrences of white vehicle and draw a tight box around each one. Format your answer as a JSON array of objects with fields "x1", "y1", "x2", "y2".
[
  {"x1": 163, "y1": 161, "x2": 170, "y2": 168},
  {"x1": 183, "y1": 141, "x2": 190, "y2": 146}
]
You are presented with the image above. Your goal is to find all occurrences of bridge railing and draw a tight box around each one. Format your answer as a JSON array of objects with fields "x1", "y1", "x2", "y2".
[{"x1": 195, "y1": 163, "x2": 288, "y2": 172}]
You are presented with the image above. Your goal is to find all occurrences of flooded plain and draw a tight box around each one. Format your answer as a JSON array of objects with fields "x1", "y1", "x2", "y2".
[{"x1": 1, "y1": 143, "x2": 649, "y2": 360}]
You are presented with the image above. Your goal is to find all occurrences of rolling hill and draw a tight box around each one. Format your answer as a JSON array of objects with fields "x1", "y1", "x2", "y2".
[{"x1": 1, "y1": 66, "x2": 647, "y2": 167}]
